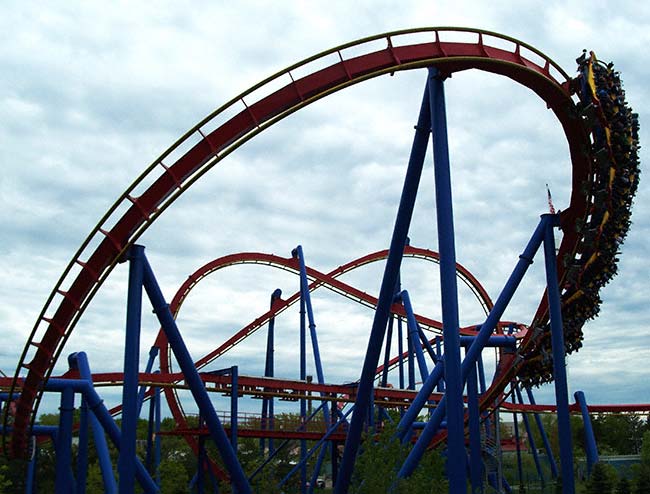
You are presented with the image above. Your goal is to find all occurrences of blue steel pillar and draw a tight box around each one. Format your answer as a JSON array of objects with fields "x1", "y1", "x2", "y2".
[
  {"x1": 55, "y1": 386, "x2": 75, "y2": 494},
  {"x1": 231, "y1": 366, "x2": 238, "y2": 452},
  {"x1": 120, "y1": 244, "x2": 145, "y2": 494},
  {"x1": 72, "y1": 352, "x2": 118, "y2": 493},
  {"x1": 262, "y1": 289, "x2": 281, "y2": 456},
  {"x1": 45, "y1": 378, "x2": 158, "y2": 492},
  {"x1": 298, "y1": 262, "x2": 308, "y2": 494},
  {"x1": 25, "y1": 440, "x2": 37, "y2": 494},
  {"x1": 154, "y1": 384, "x2": 161, "y2": 487},
  {"x1": 543, "y1": 214, "x2": 575, "y2": 493},
  {"x1": 436, "y1": 337, "x2": 445, "y2": 393},
  {"x1": 526, "y1": 387, "x2": 558, "y2": 478},
  {"x1": 334, "y1": 74, "x2": 433, "y2": 494},
  {"x1": 468, "y1": 363, "x2": 483, "y2": 493},
  {"x1": 398, "y1": 317, "x2": 405, "y2": 393},
  {"x1": 295, "y1": 246, "x2": 330, "y2": 427},
  {"x1": 401, "y1": 291, "x2": 429, "y2": 383},
  {"x1": 77, "y1": 393, "x2": 89, "y2": 494},
  {"x1": 137, "y1": 346, "x2": 160, "y2": 417},
  {"x1": 428, "y1": 66, "x2": 466, "y2": 491},
  {"x1": 511, "y1": 397, "x2": 524, "y2": 491},
  {"x1": 574, "y1": 391, "x2": 598, "y2": 475},
  {"x1": 515, "y1": 385, "x2": 545, "y2": 486},
  {"x1": 399, "y1": 216, "x2": 548, "y2": 478},
  {"x1": 141, "y1": 253, "x2": 251, "y2": 493}
]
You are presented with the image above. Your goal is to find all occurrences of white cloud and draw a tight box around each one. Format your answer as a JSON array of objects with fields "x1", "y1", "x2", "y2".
[{"x1": 1, "y1": 2, "x2": 649, "y2": 426}]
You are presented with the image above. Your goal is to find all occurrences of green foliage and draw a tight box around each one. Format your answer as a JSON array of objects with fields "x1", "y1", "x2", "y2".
[
  {"x1": 616, "y1": 476, "x2": 632, "y2": 494},
  {"x1": 350, "y1": 424, "x2": 447, "y2": 493},
  {"x1": 585, "y1": 462, "x2": 617, "y2": 494},
  {"x1": 592, "y1": 414, "x2": 648, "y2": 455},
  {"x1": 634, "y1": 430, "x2": 650, "y2": 494},
  {"x1": 0, "y1": 464, "x2": 12, "y2": 494},
  {"x1": 159, "y1": 457, "x2": 190, "y2": 494}
]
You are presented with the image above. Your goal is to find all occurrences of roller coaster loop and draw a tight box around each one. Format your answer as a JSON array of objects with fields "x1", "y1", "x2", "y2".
[{"x1": 2, "y1": 27, "x2": 641, "y2": 494}]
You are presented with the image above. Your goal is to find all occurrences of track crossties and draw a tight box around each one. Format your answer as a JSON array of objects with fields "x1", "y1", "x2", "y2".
[
  {"x1": 518, "y1": 52, "x2": 640, "y2": 386},
  {"x1": 7, "y1": 27, "x2": 637, "y2": 458}
]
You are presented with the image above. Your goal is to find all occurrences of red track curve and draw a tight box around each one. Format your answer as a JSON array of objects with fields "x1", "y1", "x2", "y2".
[
  {"x1": 151, "y1": 246, "x2": 494, "y2": 457},
  {"x1": 7, "y1": 27, "x2": 593, "y2": 456}
]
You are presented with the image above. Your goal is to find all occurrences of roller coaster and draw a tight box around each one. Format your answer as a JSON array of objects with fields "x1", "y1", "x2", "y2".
[{"x1": 0, "y1": 27, "x2": 645, "y2": 493}]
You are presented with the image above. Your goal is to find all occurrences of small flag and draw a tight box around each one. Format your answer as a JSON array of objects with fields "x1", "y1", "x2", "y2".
[{"x1": 546, "y1": 184, "x2": 556, "y2": 214}]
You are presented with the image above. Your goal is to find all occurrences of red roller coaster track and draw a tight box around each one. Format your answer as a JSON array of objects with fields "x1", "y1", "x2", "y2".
[{"x1": 7, "y1": 27, "x2": 595, "y2": 457}]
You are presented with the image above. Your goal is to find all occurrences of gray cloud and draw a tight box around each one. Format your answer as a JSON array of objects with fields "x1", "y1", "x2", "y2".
[{"x1": 1, "y1": 1, "x2": 649, "y2": 420}]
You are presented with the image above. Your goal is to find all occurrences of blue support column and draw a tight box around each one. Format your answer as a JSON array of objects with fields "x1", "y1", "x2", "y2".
[
  {"x1": 279, "y1": 407, "x2": 355, "y2": 489},
  {"x1": 140, "y1": 253, "x2": 251, "y2": 494},
  {"x1": 543, "y1": 214, "x2": 575, "y2": 493},
  {"x1": 298, "y1": 264, "x2": 308, "y2": 494},
  {"x1": 119, "y1": 244, "x2": 145, "y2": 494},
  {"x1": 418, "y1": 327, "x2": 439, "y2": 363},
  {"x1": 309, "y1": 444, "x2": 329, "y2": 494},
  {"x1": 55, "y1": 386, "x2": 75, "y2": 494},
  {"x1": 379, "y1": 316, "x2": 395, "y2": 424},
  {"x1": 407, "y1": 320, "x2": 416, "y2": 389},
  {"x1": 249, "y1": 403, "x2": 330, "y2": 484},
  {"x1": 381, "y1": 316, "x2": 394, "y2": 388},
  {"x1": 468, "y1": 363, "x2": 483, "y2": 493},
  {"x1": 294, "y1": 246, "x2": 330, "y2": 426},
  {"x1": 154, "y1": 384, "x2": 161, "y2": 488},
  {"x1": 25, "y1": 440, "x2": 37, "y2": 494},
  {"x1": 71, "y1": 352, "x2": 118, "y2": 493},
  {"x1": 436, "y1": 337, "x2": 445, "y2": 393},
  {"x1": 515, "y1": 385, "x2": 545, "y2": 486},
  {"x1": 574, "y1": 390, "x2": 598, "y2": 475},
  {"x1": 334, "y1": 74, "x2": 433, "y2": 494},
  {"x1": 145, "y1": 373, "x2": 162, "y2": 489},
  {"x1": 399, "y1": 216, "x2": 548, "y2": 478},
  {"x1": 137, "y1": 346, "x2": 160, "y2": 417},
  {"x1": 46, "y1": 379, "x2": 158, "y2": 493},
  {"x1": 396, "y1": 360, "x2": 444, "y2": 442},
  {"x1": 401, "y1": 291, "x2": 429, "y2": 383},
  {"x1": 525, "y1": 387, "x2": 558, "y2": 478},
  {"x1": 231, "y1": 366, "x2": 238, "y2": 452},
  {"x1": 428, "y1": 66, "x2": 466, "y2": 491},
  {"x1": 398, "y1": 317, "x2": 405, "y2": 392},
  {"x1": 146, "y1": 384, "x2": 156, "y2": 473},
  {"x1": 261, "y1": 289, "x2": 280, "y2": 456},
  {"x1": 77, "y1": 395, "x2": 89, "y2": 494},
  {"x1": 511, "y1": 399, "x2": 524, "y2": 491}
]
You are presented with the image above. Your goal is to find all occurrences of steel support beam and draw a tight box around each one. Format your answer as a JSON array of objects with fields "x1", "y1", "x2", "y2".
[
  {"x1": 575, "y1": 390, "x2": 598, "y2": 475},
  {"x1": 468, "y1": 363, "x2": 483, "y2": 493},
  {"x1": 119, "y1": 245, "x2": 145, "y2": 493},
  {"x1": 399, "y1": 215, "x2": 548, "y2": 478},
  {"x1": 543, "y1": 214, "x2": 575, "y2": 493},
  {"x1": 55, "y1": 386, "x2": 75, "y2": 494},
  {"x1": 526, "y1": 386, "x2": 559, "y2": 478},
  {"x1": 334, "y1": 73, "x2": 432, "y2": 494},
  {"x1": 71, "y1": 352, "x2": 117, "y2": 493},
  {"x1": 428, "y1": 65, "x2": 466, "y2": 491},
  {"x1": 141, "y1": 252, "x2": 251, "y2": 494}
]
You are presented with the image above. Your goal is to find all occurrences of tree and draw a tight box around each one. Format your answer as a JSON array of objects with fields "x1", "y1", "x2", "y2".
[
  {"x1": 616, "y1": 476, "x2": 632, "y2": 494},
  {"x1": 585, "y1": 462, "x2": 616, "y2": 494},
  {"x1": 0, "y1": 465, "x2": 12, "y2": 494},
  {"x1": 593, "y1": 414, "x2": 648, "y2": 455},
  {"x1": 350, "y1": 424, "x2": 448, "y2": 493},
  {"x1": 159, "y1": 458, "x2": 190, "y2": 494},
  {"x1": 634, "y1": 430, "x2": 650, "y2": 494}
]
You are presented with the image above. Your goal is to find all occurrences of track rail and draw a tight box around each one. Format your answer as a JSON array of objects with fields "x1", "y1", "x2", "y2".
[
  {"x1": 147, "y1": 246, "x2": 493, "y2": 464},
  {"x1": 8, "y1": 27, "x2": 593, "y2": 456}
]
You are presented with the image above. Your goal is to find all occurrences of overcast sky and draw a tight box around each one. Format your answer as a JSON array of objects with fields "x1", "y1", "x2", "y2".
[{"x1": 1, "y1": 1, "x2": 649, "y2": 418}]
